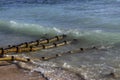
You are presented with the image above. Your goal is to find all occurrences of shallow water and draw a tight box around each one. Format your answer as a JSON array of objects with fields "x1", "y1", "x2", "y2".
[{"x1": 0, "y1": 0, "x2": 120, "y2": 80}]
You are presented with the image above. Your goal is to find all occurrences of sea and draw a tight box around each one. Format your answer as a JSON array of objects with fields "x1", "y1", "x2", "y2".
[{"x1": 0, "y1": 0, "x2": 120, "y2": 80}]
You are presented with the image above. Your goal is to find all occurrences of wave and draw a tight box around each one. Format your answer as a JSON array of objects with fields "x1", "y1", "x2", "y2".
[
  {"x1": 0, "y1": 0, "x2": 120, "y2": 5},
  {"x1": 0, "y1": 20, "x2": 120, "y2": 46},
  {"x1": 0, "y1": 0, "x2": 73, "y2": 5}
]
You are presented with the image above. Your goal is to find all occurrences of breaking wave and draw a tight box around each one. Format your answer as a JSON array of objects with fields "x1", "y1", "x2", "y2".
[{"x1": 0, "y1": 20, "x2": 120, "y2": 46}]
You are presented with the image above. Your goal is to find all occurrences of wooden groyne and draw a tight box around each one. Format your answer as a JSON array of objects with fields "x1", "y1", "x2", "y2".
[
  {"x1": 0, "y1": 35, "x2": 73, "y2": 61},
  {"x1": 0, "y1": 34, "x2": 99, "y2": 62},
  {"x1": 0, "y1": 40, "x2": 71, "y2": 54}
]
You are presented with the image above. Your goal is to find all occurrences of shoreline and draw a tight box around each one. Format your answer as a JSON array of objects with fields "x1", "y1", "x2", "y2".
[
  {"x1": 0, "y1": 61, "x2": 45, "y2": 80},
  {"x1": 0, "y1": 61, "x2": 84, "y2": 80}
]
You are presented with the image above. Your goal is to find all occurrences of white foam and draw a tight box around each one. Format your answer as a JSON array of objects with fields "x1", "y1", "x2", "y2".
[
  {"x1": 63, "y1": 62, "x2": 71, "y2": 68},
  {"x1": 53, "y1": 27, "x2": 62, "y2": 34},
  {"x1": 10, "y1": 20, "x2": 17, "y2": 25},
  {"x1": 93, "y1": 30, "x2": 102, "y2": 33}
]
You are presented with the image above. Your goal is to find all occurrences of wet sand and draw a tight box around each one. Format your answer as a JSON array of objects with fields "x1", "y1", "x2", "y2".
[{"x1": 0, "y1": 61, "x2": 45, "y2": 80}]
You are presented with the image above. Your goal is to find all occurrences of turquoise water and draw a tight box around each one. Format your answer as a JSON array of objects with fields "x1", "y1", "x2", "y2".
[{"x1": 0, "y1": 0, "x2": 120, "y2": 80}]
